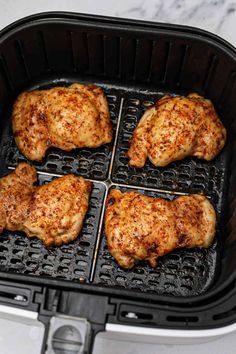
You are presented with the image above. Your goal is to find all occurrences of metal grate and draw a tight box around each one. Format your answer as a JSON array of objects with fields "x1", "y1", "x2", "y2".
[
  {"x1": 0, "y1": 173, "x2": 106, "y2": 283},
  {"x1": 93, "y1": 186, "x2": 219, "y2": 296},
  {"x1": 0, "y1": 83, "x2": 228, "y2": 296},
  {"x1": 4, "y1": 90, "x2": 121, "y2": 181},
  {"x1": 111, "y1": 93, "x2": 228, "y2": 205}
]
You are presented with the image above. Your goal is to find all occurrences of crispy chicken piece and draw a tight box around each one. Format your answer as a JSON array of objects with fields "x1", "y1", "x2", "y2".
[
  {"x1": 127, "y1": 93, "x2": 226, "y2": 167},
  {"x1": 12, "y1": 84, "x2": 113, "y2": 161},
  {"x1": 0, "y1": 163, "x2": 91, "y2": 246},
  {"x1": 105, "y1": 190, "x2": 216, "y2": 269},
  {"x1": 0, "y1": 163, "x2": 37, "y2": 233}
]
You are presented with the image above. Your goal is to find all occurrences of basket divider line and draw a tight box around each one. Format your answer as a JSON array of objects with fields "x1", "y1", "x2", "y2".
[
  {"x1": 110, "y1": 181, "x2": 212, "y2": 198},
  {"x1": 108, "y1": 97, "x2": 124, "y2": 179},
  {"x1": 7, "y1": 165, "x2": 108, "y2": 186},
  {"x1": 89, "y1": 184, "x2": 108, "y2": 282}
]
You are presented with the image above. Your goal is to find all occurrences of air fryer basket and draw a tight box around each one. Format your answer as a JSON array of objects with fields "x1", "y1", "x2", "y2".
[{"x1": 0, "y1": 12, "x2": 235, "y2": 307}]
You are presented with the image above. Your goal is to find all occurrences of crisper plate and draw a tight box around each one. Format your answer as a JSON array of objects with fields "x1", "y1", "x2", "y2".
[
  {"x1": 0, "y1": 170, "x2": 106, "y2": 283},
  {"x1": 111, "y1": 92, "x2": 228, "y2": 203},
  {"x1": 0, "y1": 78, "x2": 227, "y2": 296},
  {"x1": 93, "y1": 185, "x2": 220, "y2": 297},
  {"x1": 3, "y1": 84, "x2": 121, "y2": 181}
]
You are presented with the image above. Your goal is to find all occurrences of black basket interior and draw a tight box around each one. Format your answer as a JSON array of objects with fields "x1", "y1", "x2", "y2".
[
  {"x1": 0, "y1": 13, "x2": 235, "y2": 302},
  {"x1": 94, "y1": 186, "x2": 221, "y2": 297}
]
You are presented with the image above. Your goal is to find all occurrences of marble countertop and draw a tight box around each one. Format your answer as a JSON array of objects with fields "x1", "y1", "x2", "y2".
[
  {"x1": 0, "y1": 1, "x2": 235, "y2": 354},
  {"x1": 0, "y1": 0, "x2": 236, "y2": 47}
]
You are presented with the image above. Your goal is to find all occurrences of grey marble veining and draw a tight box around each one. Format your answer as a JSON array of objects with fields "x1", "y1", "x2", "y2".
[
  {"x1": 0, "y1": 0, "x2": 235, "y2": 47},
  {"x1": 0, "y1": 1, "x2": 235, "y2": 354},
  {"x1": 115, "y1": 0, "x2": 236, "y2": 46}
]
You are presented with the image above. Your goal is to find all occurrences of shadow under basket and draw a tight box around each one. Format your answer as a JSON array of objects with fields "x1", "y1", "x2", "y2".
[{"x1": 0, "y1": 12, "x2": 236, "y2": 314}]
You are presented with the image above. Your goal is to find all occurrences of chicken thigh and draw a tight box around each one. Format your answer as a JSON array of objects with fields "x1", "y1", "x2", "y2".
[
  {"x1": 105, "y1": 190, "x2": 216, "y2": 269},
  {"x1": 127, "y1": 93, "x2": 226, "y2": 167},
  {"x1": 12, "y1": 84, "x2": 113, "y2": 161},
  {"x1": 0, "y1": 163, "x2": 91, "y2": 246}
]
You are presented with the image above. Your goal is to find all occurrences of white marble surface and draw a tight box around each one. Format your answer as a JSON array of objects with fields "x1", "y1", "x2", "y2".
[
  {"x1": 0, "y1": 0, "x2": 235, "y2": 46},
  {"x1": 0, "y1": 1, "x2": 235, "y2": 354}
]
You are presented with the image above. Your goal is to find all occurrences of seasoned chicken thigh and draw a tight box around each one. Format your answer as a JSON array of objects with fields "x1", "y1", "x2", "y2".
[
  {"x1": 105, "y1": 190, "x2": 216, "y2": 269},
  {"x1": 0, "y1": 163, "x2": 91, "y2": 246},
  {"x1": 12, "y1": 84, "x2": 113, "y2": 161},
  {"x1": 0, "y1": 163, "x2": 37, "y2": 232},
  {"x1": 127, "y1": 93, "x2": 226, "y2": 167}
]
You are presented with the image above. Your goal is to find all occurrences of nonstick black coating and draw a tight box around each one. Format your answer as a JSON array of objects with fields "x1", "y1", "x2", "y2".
[
  {"x1": 0, "y1": 79, "x2": 225, "y2": 296},
  {"x1": 0, "y1": 12, "x2": 235, "y2": 302}
]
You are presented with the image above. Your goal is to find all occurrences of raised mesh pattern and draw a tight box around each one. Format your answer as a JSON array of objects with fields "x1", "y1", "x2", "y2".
[
  {"x1": 111, "y1": 94, "x2": 228, "y2": 205},
  {"x1": 94, "y1": 241, "x2": 217, "y2": 296},
  {"x1": 5, "y1": 91, "x2": 120, "y2": 181},
  {"x1": 0, "y1": 84, "x2": 227, "y2": 296},
  {"x1": 0, "y1": 174, "x2": 106, "y2": 282},
  {"x1": 94, "y1": 186, "x2": 219, "y2": 296}
]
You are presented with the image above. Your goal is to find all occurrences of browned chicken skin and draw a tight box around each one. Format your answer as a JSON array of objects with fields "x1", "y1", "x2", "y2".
[
  {"x1": 105, "y1": 190, "x2": 216, "y2": 269},
  {"x1": 0, "y1": 163, "x2": 91, "y2": 246},
  {"x1": 12, "y1": 84, "x2": 113, "y2": 161},
  {"x1": 127, "y1": 93, "x2": 226, "y2": 167}
]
